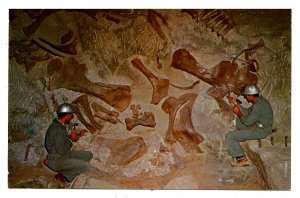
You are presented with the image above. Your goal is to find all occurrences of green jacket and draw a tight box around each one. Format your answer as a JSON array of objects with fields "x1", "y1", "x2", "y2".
[
  {"x1": 240, "y1": 96, "x2": 273, "y2": 133},
  {"x1": 45, "y1": 119, "x2": 72, "y2": 160}
]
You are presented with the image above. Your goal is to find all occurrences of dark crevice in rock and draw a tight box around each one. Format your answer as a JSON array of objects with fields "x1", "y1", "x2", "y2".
[{"x1": 243, "y1": 143, "x2": 272, "y2": 190}]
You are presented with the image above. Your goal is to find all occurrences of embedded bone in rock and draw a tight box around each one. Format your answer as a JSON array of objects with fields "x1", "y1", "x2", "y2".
[
  {"x1": 72, "y1": 95, "x2": 102, "y2": 131},
  {"x1": 147, "y1": 10, "x2": 169, "y2": 40},
  {"x1": 171, "y1": 48, "x2": 258, "y2": 96},
  {"x1": 206, "y1": 15, "x2": 224, "y2": 29},
  {"x1": 125, "y1": 112, "x2": 156, "y2": 131},
  {"x1": 181, "y1": 9, "x2": 200, "y2": 21},
  {"x1": 171, "y1": 49, "x2": 257, "y2": 121},
  {"x1": 217, "y1": 23, "x2": 233, "y2": 39},
  {"x1": 131, "y1": 58, "x2": 169, "y2": 105},
  {"x1": 49, "y1": 57, "x2": 132, "y2": 112},
  {"x1": 212, "y1": 17, "x2": 228, "y2": 32},
  {"x1": 162, "y1": 93, "x2": 204, "y2": 152},
  {"x1": 247, "y1": 38, "x2": 265, "y2": 51},
  {"x1": 130, "y1": 104, "x2": 142, "y2": 119},
  {"x1": 202, "y1": 10, "x2": 222, "y2": 24},
  {"x1": 92, "y1": 102, "x2": 120, "y2": 124},
  {"x1": 199, "y1": 9, "x2": 215, "y2": 19},
  {"x1": 91, "y1": 102, "x2": 119, "y2": 117},
  {"x1": 233, "y1": 39, "x2": 265, "y2": 64},
  {"x1": 37, "y1": 36, "x2": 78, "y2": 55},
  {"x1": 72, "y1": 103, "x2": 101, "y2": 133},
  {"x1": 173, "y1": 98, "x2": 204, "y2": 153},
  {"x1": 72, "y1": 95, "x2": 102, "y2": 133},
  {"x1": 94, "y1": 111, "x2": 118, "y2": 124},
  {"x1": 93, "y1": 136, "x2": 148, "y2": 166}
]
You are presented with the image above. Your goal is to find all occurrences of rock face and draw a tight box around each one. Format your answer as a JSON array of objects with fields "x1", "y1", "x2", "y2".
[
  {"x1": 8, "y1": 9, "x2": 291, "y2": 189},
  {"x1": 91, "y1": 136, "x2": 148, "y2": 166}
]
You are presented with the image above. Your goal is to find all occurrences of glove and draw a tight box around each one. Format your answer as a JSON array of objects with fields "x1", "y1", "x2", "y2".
[
  {"x1": 78, "y1": 129, "x2": 87, "y2": 138},
  {"x1": 227, "y1": 96, "x2": 238, "y2": 105},
  {"x1": 70, "y1": 131, "x2": 79, "y2": 142}
]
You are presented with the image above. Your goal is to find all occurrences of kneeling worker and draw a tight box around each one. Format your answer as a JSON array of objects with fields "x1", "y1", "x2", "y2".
[
  {"x1": 226, "y1": 85, "x2": 273, "y2": 167},
  {"x1": 44, "y1": 103, "x2": 93, "y2": 188}
]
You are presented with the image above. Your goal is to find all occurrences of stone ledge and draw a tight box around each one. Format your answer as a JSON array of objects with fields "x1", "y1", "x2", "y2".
[{"x1": 244, "y1": 142, "x2": 291, "y2": 190}]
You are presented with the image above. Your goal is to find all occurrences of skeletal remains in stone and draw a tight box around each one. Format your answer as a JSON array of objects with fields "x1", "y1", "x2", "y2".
[
  {"x1": 92, "y1": 102, "x2": 123, "y2": 125},
  {"x1": 147, "y1": 10, "x2": 169, "y2": 40},
  {"x1": 182, "y1": 9, "x2": 234, "y2": 39},
  {"x1": 72, "y1": 95, "x2": 103, "y2": 133},
  {"x1": 21, "y1": 10, "x2": 100, "y2": 58},
  {"x1": 125, "y1": 104, "x2": 156, "y2": 131},
  {"x1": 162, "y1": 93, "x2": 204, "y2": 152},
  {"x1": 9, "y1": 39, "x2": 52, "y2": 72},
  {"x1": 47, "y1": 57, "x2": 132, "y2": 112},
  {"x1": 131, "y1": 58, "x2": 199, "y2": 105},
  {"x1": 91, "y1": 136, "x2": 148, "y2": 166},
  {"x1": 32, "y1": 32, "x2": 78, "y2": 56},
  {"x1": 171, "y1": 43, "x2": 263, "y2": 122},
  {"x1": 125, "y1": 111, "x2": 156, "y2": 131}
]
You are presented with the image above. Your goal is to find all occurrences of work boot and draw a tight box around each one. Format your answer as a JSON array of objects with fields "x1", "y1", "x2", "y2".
[
  {"x1": 53, "y1": 173, "x2": 70, "y2": 188},
  {"x1": 231, "y1": 156, "x2": 252, "y2": 167}
]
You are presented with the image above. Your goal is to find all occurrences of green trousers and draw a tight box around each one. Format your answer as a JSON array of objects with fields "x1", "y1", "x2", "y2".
[
  {"x1": 47, "y1": 150, "x2": 93, "y2": 182},
  {"x1": 225, "y1": 118, "x2": 269, "y2": 158}
]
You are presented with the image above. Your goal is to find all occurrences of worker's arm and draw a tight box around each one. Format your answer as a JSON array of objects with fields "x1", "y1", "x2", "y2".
[{"x1": 232, "y1": 103, "x2": 243, "y2": 118}]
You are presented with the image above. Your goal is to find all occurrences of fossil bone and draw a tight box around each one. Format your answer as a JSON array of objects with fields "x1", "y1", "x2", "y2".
[
  {"x1": 162, "y1": 93, "x2": 204, "y2": 152},
  {"x1": 131, "y1": 58, "x2": 169, "y2": 105},
  {"x1": 171, "y1": 49, "x2": 258, "y2": 122},
  {"x1": 147, "y1": 10, "x2": 169, "y2": 40},
  {"x1": 125, "y1": 112, "x2": 156, "y2": 131},
  {"x1": 92, "y1": 102, "x2": 121, "y2": 125},
  {"x1": 72, "y1": 95, "x2": 102, "y2": 133},
  {"x1": 49, "y1": 57, "x2": 132, "y2": 112}
]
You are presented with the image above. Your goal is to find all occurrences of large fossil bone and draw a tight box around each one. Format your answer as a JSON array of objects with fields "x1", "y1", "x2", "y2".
[
  {"x1": 171, "y1": 49, "x2": 258, "y2": 122},
  {"x1": 37, "y1": 35, "x2": 78, "y2": 55},
  {"x1": 131, "y1": 58, "x2": 169, "y2": 105},
  {"x1": 125, "y1": 112, "x2": 156, "y2": 131},
  {"x1": 147, "y1": 10, "x2": 169, "y2": 40},
  {"x1": 72, "y1": 104, "x2": 101, "y2": 133},
  {"x1": 48, "y1": 57, "x2": 132, "y2": 112},
  {"x1": 92, "y1": 102, "x2": 121, "y2": 125},
  {"x1": 72, "y1": 95, "x2": 102, "y2": 133},
  {"x1": 131, "y1": 57, "x2": 199, "y2": 105},
  {"x1": 171, "y1": 48, "x2": 258, "y2": 97},
  {"x1": 162, "y1": 93, "x2": 204, "y2": 152}
]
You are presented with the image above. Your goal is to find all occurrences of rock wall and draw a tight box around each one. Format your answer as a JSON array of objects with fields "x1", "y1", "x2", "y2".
[{"x1": 8, "y1": 9, "x2": 291, "y2": 189}]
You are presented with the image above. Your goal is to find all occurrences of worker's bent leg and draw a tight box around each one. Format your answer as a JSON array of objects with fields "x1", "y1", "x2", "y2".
[
  {"x1": 225, "y1": 129, "x2": 260, "y2": 158},
  {"x1": 70, "y1": 150, "x2": 93, "y2": 162},
  {"x1": 57, "y1": 158, "x2": 91, "y2": 182}
]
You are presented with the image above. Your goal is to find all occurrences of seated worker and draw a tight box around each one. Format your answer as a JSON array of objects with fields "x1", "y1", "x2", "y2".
[
  {"x1": 44, "y1": 103, "x2": 93, "y2": 188},
  {"x1": 226, "y1": 85, "x2": 273, "y2": 167}
]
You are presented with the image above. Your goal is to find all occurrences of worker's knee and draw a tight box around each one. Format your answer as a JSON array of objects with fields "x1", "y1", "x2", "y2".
[
  {"x1": 225, "y1": 132, "x2": 233, "y2": 142},
  {"x1": 86, "y1": 151, "x2": 93, "y2": 161}
]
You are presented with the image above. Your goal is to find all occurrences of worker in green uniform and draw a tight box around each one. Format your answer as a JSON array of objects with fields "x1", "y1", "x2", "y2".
[
  {"x1": 226, "y1": 85, "x2": 273, "y2": 167},
  {"x1": 44, "y1": 103, "x2": 93, "y2": 188}
]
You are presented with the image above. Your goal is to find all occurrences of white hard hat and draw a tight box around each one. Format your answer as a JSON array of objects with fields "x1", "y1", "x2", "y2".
[
  {"x1": 242, "y1": 85, "x2": 260, "y2": 95},
  {"x1": 57, "y1": 103, "x2": 74, "y2": 114}
]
